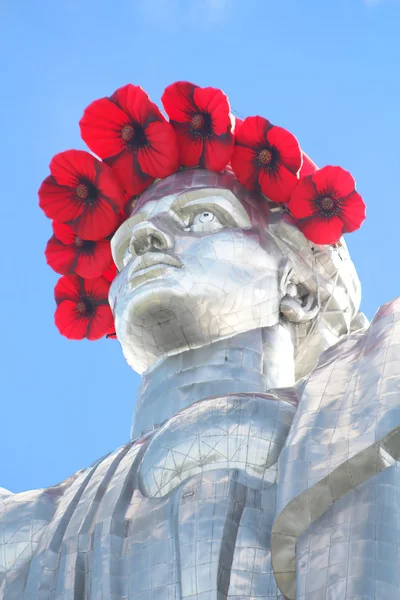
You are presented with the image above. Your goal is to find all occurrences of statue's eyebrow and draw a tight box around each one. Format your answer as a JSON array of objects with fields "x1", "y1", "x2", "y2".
[{"x1": 170, "y1": 189, "x2": 251, "y2": 228}]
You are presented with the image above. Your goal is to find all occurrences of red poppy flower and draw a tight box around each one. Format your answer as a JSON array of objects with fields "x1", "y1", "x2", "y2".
[
  {"x1": 231, "y1": 116, "x2": 302, "y2": 204},
  {"x1": 45, "y1": 222, "x2": 113, "y2": 279},
  {"x1": 102, "y1": 262, "x2": 117, "y2": 283},
  {"x1": 54, "y1": 275, "x2": 113, "y2": 340},
  {"x1": 300, "y1": 152, "x2": 318, "y2": 177},
  {"x1": 161, "y1": 81, "x2": 234, "y2": 171},
  {"x1": 288, "y1": 165, "x2": 366, "y2": 245},
  {"x1": 233, "y1": 116, "x2": 243, "y2": 133},
  {"x1": 38, "y1": 150, "x2": 125, "y2": 241},
  {"x1": 79, "y1": 84, "x2": 179, "y2": 196}
]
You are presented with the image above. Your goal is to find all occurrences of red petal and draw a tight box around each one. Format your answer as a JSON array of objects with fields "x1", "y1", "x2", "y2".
[
  {"x1": 86, "y1": 304, "x2": 114, "y2": 340},
  {"x1": 137, "y1": 121, "x2": 179, "y2": 177},
  {"x1": 106, "y1": 325, "x2": 117, "y2": 339},
  {"x1": 193, "y1": 87, "x2": 231, "y2": 136},
  {"x1": 340, "y1": 191, "x2": 366, "y2": 233},
  {"x1": 95, "y1": 163, "x2": 125, "y2": 210},
  {"x1": 111, "y1": 84, "x2": 164, "y2": 127},
  {"x1": 76, "y1": 240, "x2": 112, "y2": 279},
  {"x1": 52, "y1": 221, "x2": 76, "y2": 245},
  {"x1": 38, "y1": 176, "x2": 84, "y2": 223},
  {"x1": 68, "y1": 197, "x2": 120, "y2": 241},
  {"x1": 54, "y1": 275, "x2": 82, "y2": 304},
  {"x1": 300, "y1": 153, "x2": 318, "y2": 177},
  {"x1": 103, "y1": 263, "x2": 117, "y2": 282},
  {"x1": 45, "y1": 236, "x2": 79, "y2": 275},
  {"x1": 287, "y1": 176, "x2": 319, "y2": 219},
  {"x1": 50, "y1": 150, "x2": 97, "y2": 187},
  {"x1": 312, "y1": 166, "x2": 355, "y2": 198},
  {"x1": 54, "y1": 301, "x2": 90, "y2": 340},
  {"x1": 298, "y1": 214, "x2": 344, "y2": 245},
  {"x1": 259, "y1": 164, "x2": 298, "y2": 204},
  {"x1": 203, "y1": 134, "x2": 234, "y2": 171},
  {"x1": 235, "y1": 116, "x2": 272, "y2": 148},
  {"x1": 161, "y1": 81, "x2": 197, "y2": 122},
  {"x1": 231, "y1": 146, "x2": 259, "y2": 190},
  {"x1": 267, "y1": 126, "x2": 302, "y2": 175},
  {"x1": 233, "y1": 116, "x2": 243, "y2": 133},
  {"x1": 80, "y1": 97, "x2": 127, "y2": 159},
  {"x1": 172, "y1": 121, "x2": 203, "y2": 167},
  {"x1": 83, "y1": 276, "x2": 111, "y2": 302},
  {"x1": 106, "y1": 151, "x2": 154, "y2": 197}
]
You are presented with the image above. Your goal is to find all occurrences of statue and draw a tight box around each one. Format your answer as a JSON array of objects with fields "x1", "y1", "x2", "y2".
[{"x1": 1, "y1": 82, "x2": 400, "y2": 600}]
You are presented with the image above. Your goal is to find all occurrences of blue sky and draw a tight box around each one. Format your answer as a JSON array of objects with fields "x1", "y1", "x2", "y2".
[{"x1": 1, "y1": 0, "x2": 399, "y2": 493}]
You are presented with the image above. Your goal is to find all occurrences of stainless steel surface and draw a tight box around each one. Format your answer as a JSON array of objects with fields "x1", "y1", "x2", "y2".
[
  {"x1": 272, "y1": 297, "x2": 400, "y2": 598},
  {"x1": 2, "y1": 169, "x2": 399, "y2": 599},
  {"x1": 139, "y1": 392, "x2": 297, "y2": 498}
]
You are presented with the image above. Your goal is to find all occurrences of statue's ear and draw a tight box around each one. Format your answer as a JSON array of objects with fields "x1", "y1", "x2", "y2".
[{"x1": 279, "y1": 262, "x2": 320, "y2": 324}]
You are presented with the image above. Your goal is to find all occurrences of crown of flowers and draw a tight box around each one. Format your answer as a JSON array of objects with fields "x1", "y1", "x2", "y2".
[{"x1": 38, "y1": 81, "x2": 366, "y2": 342}]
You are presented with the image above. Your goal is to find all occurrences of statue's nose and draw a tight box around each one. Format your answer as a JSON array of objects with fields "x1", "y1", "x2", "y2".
[{"x1": 130, "y1": 221, "x2": 173, "y2": 257}]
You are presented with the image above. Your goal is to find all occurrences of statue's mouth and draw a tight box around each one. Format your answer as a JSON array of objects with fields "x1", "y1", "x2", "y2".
[
  {"x1": 128, "y1": 252, "x2": 183, "y2": 289},
  {"x1": 131, "y1": 252, "x2": 182, "y2": 275}
]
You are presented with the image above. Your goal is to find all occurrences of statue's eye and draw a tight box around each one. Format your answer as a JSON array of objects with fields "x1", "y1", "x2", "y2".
[
  {"x1": 196, "y1": 211, "x2": 214, "y2": 223},
  {"x1": 188, "y1": 210, "x2": 224, "y2": 232}
]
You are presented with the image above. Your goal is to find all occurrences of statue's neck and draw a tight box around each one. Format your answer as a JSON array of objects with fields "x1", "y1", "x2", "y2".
[{"x1": 131, "y1": 324, "x2": 295, "y2": 439}]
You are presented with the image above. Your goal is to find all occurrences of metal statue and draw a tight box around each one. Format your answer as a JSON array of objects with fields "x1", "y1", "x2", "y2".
[{"x1": 1, "y1": 170, "x2": 400, "y2": 599}]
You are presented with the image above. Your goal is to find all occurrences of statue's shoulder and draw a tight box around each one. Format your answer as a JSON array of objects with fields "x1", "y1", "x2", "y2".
[
  {"x1": 0, "y1": 435, "x2": 148, "y2": 512},
  {"x1": 272, "y1": 296, "x2": 400, "y2": 598},
  {"x1": 0, "y1": 437, "x2": 149, "y2": 578},
  {"x1": 0, "y1": 476, "x2": 73, "y2": 577}
]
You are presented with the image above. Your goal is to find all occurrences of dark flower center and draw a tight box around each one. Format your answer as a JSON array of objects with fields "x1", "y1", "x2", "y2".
[
  {"x1": 74, "y1": 237, "x2": 96, "y2": 252},
  {"x1": 190, "y1": 112, "x2": 212, "y2": 138},
  {"x1": 321, "y1": 196, "x2": 335, "y2": 211},
  {"x1": 191, "y1": 114, "x2": 205, "y2": 130},
  {"x1": 76, "y1": 301, "x2": 86, "y2": 314},
  {"x1": 76, "y1": 297, "x2": 95, "y2": 316},
  {"x1": 121, "y1": 121, "x2": 148, "y2": 150},
  {"x1": 76, "y1": 179, "x2": 98, "y2": 205},
  {"x1": 76, "y1": 184, "x2": 88, "y2": 199},
  {"x1": 257, "y1": 146, "x2": 278, "y2": 171},
  {"x1": 259, "y1": 149, "x2": 273, "y2": 165},
  {"x1": 317, "y1": 195, "x2": 340, "y2": 218},
  {"x1": 121, "y1": 124, "x2": 135, "y2": 142}
]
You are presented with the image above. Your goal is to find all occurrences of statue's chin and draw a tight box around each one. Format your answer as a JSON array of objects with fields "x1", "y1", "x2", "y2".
[
  {"x1": 115, "y1": 291, "x2": 200, "y2": 373},
  {"x1": 114, "y1": 279, "x2": 282, "y2": 373},
  {"x1": 117, "y1": 301, "x2": 239, "y2": 374}
]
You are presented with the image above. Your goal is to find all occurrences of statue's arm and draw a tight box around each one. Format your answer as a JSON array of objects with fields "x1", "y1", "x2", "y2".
[
  {"x1": 0, "y1": 480, "x2": 69, "y2": 581},
  {"x1": 272, "y1": 298, "x2": 400, "y2": 599}
]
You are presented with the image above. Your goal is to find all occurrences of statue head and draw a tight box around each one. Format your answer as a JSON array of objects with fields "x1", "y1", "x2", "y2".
[{"x1": 109, "y1": 169, "x2": 364, "y2": 379}]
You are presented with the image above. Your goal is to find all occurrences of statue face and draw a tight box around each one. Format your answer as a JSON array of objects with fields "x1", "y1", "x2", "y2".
[{"x1": 110, "y1": 183, "x2": 287, "y2": 373}]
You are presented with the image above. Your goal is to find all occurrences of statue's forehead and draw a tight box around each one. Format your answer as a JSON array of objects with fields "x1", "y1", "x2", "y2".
[
  {"x1": 131, "y1": 187, "x2": 250, "y2": 221},
  {"x1": 132, "y1": 192, "x2": 183, "y2": 219},
  {"x1": 125, "y1": 169, "x2": 270, "y2": 222}
]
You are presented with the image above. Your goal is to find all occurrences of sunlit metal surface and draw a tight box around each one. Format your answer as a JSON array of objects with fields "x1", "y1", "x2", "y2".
[
  {"x1": 1, "y1": 170, "x2": 400, "y2": 599},
  {"x1": 272, "y1": 297, "x2": 400, "y2": 598},
  {"x1": 139, "y1": 393, "x2": 297, "y2": 498}
]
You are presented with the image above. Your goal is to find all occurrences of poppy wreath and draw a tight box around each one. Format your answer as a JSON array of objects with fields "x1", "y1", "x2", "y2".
[{"x1": 38, "y1": 81, "x2": 366, "y2": 341}]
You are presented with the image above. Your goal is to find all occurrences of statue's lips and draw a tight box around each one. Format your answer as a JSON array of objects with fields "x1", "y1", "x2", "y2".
[{"x1": 128, "y1": 252, "x2": 183, "y2": 288}]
